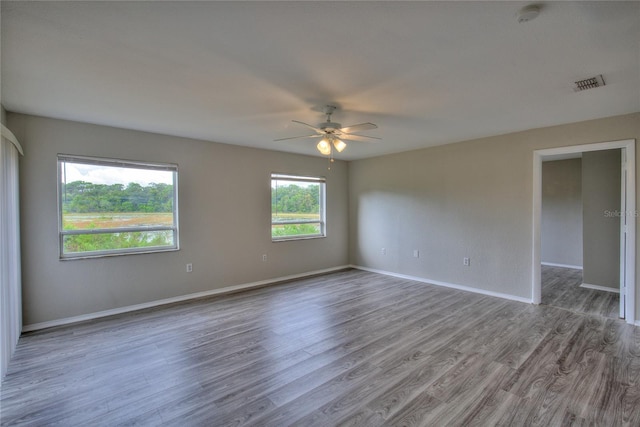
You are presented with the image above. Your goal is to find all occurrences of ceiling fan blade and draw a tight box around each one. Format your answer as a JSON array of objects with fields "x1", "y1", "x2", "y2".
[
  {"x1": 340, "y1": 122, "x2": 378, "y2": 134},
  {"x1": 339, "y1": 133, "x2": 382, "y2": 143},
  {"x1": 292, "y1": 120, "x2": 324, "y2": 134},
  {"x1": 274, "y1": 134, "x2": 321, "y2": 142}
]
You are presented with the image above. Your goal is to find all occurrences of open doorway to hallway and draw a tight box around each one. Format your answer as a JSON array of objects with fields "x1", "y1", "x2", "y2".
[
  {"x1": 540, "y1": 150, "x2": 621, "y2": 318},
  {"x1": 532, "y1": 139, "x2": 635, "y2": 325}
]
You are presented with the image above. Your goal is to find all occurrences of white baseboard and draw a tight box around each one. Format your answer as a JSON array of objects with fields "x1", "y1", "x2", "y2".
[
  {"x1": 350, "y1": 265, "x2": 532, "y2": 304},
  {"x1": 579, "y1": 283, "x2": 620, "y2": 293},
  {"x1": 541, "y1": 262, "x2": 583, "y2": 270},
  {"x1": 22, "y1": 265, "x2": 351, "y2": 332}
]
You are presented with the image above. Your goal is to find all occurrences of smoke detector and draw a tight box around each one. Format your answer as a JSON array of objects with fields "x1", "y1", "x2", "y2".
[
  {"x1": 516, "y1": 4, "x2": 541, "y2": 23},
  {"x1": 574, "y1": 75, "x2": 606, "y2": 92}
]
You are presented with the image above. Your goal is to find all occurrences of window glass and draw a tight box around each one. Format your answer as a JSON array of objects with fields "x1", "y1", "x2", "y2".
[
  {"x1": 271, "y1": 174, "x2": 326, "y2": 240},
  {"x1": 58, "y1": 155, "x2": 178, "y2": 258}
]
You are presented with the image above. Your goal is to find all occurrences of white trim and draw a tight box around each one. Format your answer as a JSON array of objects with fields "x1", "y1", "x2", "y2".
[
  {"x1": 541, "y1": 262, "x2": 583, "y2": 270},
  {"x1": 580, "y1": 283, "x2": 620, "y2": 293},
  {"x1": 533, "y1": 150, "x2": 542, "y2": 304},
  {"x1": 532, "y1": 139, "x2": 636, "y2": 325},
  {"x1": 350, "y1": 265, "x2": 532, "y2": 304},
  {"x1": 627, "y1": 141, "x2": 636, "y2": 324},
  {"x1": 0, "y1": 123, "x2": 24, "y2": 156},
  {"x1": 620, "y1": 148, "x2": 627, "y2": 318},
  {"x1": 22, "y1": 265, "x2": 350, "y2": 332}
]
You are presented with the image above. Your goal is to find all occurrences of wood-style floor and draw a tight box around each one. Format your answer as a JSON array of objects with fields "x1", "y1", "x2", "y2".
[
  {"x1": 541, "y1": 265, "x2": 620, "y2": 319},
  {"x1": 1, "y1": 269, "x2": 639, "y2": 426}
]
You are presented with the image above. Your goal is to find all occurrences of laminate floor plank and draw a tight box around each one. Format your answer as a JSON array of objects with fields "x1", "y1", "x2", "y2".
[
  {"x1": 419, "y1": 358, "x2": 515, "y2": 426},
  {"x1": 500, "y1": 310, "x2": 584, "y2": 399},
  {"x1": 210, "y1": 310, "x2": 435, "y2": 412},
  {"x1": 489, "y1": 312, "x2": 560, "y2": 370},
  {"x1": 293, "y1": 342, "x2": 464, "y2": 426},
  {"x1": 336, "y1": 347, "x2": 463, "y2": 426},
  {"x1": 210, "y1": 289, "x2": 455, "y2": 412},
  {"x1": 221, "y1": 296, "x2": 503, "y2": 425},
  {"x1": 2, "y1": 269, "x2": 639, "y2": 426},
  {"x1": 542, "y1": 265, "x2": 620, "y2": 319},
  {"x1": 384, "y1": 392, "x2": 444, "y2": 427}
]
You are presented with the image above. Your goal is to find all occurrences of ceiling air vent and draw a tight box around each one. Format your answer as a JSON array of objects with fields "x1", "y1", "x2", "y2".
[{"x1": 574, "y1": 75, "x2": 605, "y2": 92}]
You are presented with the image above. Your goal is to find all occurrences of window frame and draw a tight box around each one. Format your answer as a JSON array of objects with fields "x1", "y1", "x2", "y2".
[
  {"x1": 57, "y1": 154, "x2": 179, "y2": 260},
  {"x1": 271, "y1": 173, "x2": 326, "y2": 241}
]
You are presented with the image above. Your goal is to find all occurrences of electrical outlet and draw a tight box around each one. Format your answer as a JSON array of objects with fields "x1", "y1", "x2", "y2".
[
  {"x1": 463, "y1": 257, "x2": 470, "y2": 266},
  {"x1": 262, "y1": 254, "x2": 267, "y2": 262},
  {"x1": 413, "y1": 249, "x2": 419, "y2": 258},
  {"x1": 381, "y1": 248, "x2": 386, "y2": 255},
  {"x1": 186, "y1": 263, "x2": 193, "y2": 273}
]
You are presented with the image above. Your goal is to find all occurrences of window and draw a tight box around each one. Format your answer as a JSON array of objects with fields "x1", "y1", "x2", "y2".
[
  {"x1": 271, "y1": 173, "x2": 326, "y2": 241},
  {"x1": 58, "y1": 155, "x2": 178, "y2": 259}
]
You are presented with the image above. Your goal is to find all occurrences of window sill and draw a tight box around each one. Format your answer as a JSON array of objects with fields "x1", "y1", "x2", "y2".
[
  {"x1": 271, "y1": 235, "x2": 326, "y2": 243},
  {"x1": 60, "y1": 246, "x2": 179, "y2": 261}
]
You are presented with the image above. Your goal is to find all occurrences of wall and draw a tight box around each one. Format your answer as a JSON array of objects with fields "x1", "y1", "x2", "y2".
[
  {"x1": 541, "y1": 158, "x2": 582, "y2": 268},
  {"x1": 582, "y1": 149, "x2": 621, "y2": 289},
  {"x1": 349, "y1": 112, "x2": 640, "y2": 320},
  {"x1": 9, "y1": 113, "x2": 349, "y2": 326}
]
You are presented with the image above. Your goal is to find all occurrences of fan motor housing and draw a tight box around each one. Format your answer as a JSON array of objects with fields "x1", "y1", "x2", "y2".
[{"x1": 319, "y1": 122, "x2": 342, "y2": 132}]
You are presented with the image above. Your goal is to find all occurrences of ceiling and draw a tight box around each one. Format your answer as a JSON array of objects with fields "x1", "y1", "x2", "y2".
[{"x1": 1, "y1": 1, "x2": 639, "y2": 160}]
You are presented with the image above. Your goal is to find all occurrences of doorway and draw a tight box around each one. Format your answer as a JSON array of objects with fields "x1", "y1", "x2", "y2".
[
  {"x1": 541, "y1": 152, "x2": 620, "y2": 318},
  {"x1": 532, "y1": 139, "x2": 636, "y2": 324}
]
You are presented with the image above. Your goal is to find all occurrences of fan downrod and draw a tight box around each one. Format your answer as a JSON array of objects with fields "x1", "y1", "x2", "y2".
[{"x1": 320, "y1": 105, "x2": 340, "y2": 131}]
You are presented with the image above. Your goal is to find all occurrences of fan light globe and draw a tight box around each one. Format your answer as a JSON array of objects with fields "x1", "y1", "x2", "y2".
[
  {"x1": 317, "y1": 139, "x2": 331, "y2": 155},
  {"x1": 333, "y1": 139, "x2": 346, "y2": 153}
]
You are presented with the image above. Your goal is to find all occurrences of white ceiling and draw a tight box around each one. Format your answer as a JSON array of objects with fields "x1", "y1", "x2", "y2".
[{"x1": 2, "y1": 1, "x2": 639, "y2": 160}]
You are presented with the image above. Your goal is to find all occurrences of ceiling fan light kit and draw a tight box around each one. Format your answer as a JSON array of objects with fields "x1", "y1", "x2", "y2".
[
  {"x1": 333, "y1": 138, "x2": 347, "y2": 153},
  {"x1": 317, "y1": 139, "x2": 332, "y2": 155},
  {"x1": 274, "y1": 105, "x2": 381, "y2": 159}
]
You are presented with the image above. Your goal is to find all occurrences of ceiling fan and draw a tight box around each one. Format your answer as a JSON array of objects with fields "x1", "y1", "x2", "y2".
[{"x1": 274, "y1": 105, "x2": 381, "y2": 157}]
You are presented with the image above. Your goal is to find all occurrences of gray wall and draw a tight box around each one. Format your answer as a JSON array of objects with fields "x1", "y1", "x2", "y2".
[
  {"x1": 10, "y1": 113, "x2": 350, "y2": 326},
  {"x1": 541, "y1": 159, "x2": 583, "y2": 267},
  {"x1": 582, "y1": 149, "x2": 621, "y2": 289},
  {"x1": 349, "y1": 113, "x2": 640, "y2": 320}
]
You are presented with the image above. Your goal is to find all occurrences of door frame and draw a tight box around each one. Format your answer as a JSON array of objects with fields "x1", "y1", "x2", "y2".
[{"x1": 532, "y1": 139, "x2": 636, "y2": 324}]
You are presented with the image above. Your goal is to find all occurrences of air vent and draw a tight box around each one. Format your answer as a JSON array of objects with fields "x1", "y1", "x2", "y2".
[{"x1": 574, "y1": 75, "x2": 605, "y2": 92}]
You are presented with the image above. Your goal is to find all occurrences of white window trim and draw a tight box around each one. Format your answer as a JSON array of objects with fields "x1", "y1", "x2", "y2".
[
  {"x1": 57, "y1": 154, "x2": 179, "y2": 259},
  {"x1": 271, "y1": 173, "x2": 326, "y2": 241}
]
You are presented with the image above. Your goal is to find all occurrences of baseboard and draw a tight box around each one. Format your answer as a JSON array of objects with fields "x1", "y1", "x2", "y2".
[
  {"x1": 541, "y1": 262, "x2": 583, "y2": 270},
  {"x1": 579, "y1": 283, "x2": 620, "y2": 293},
  {"x1": 22, "y1": 265, "x2": 351, "y2": 332},
  {"x1": 350, "y1": 265, "x2": 532, "y2": 304}
]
